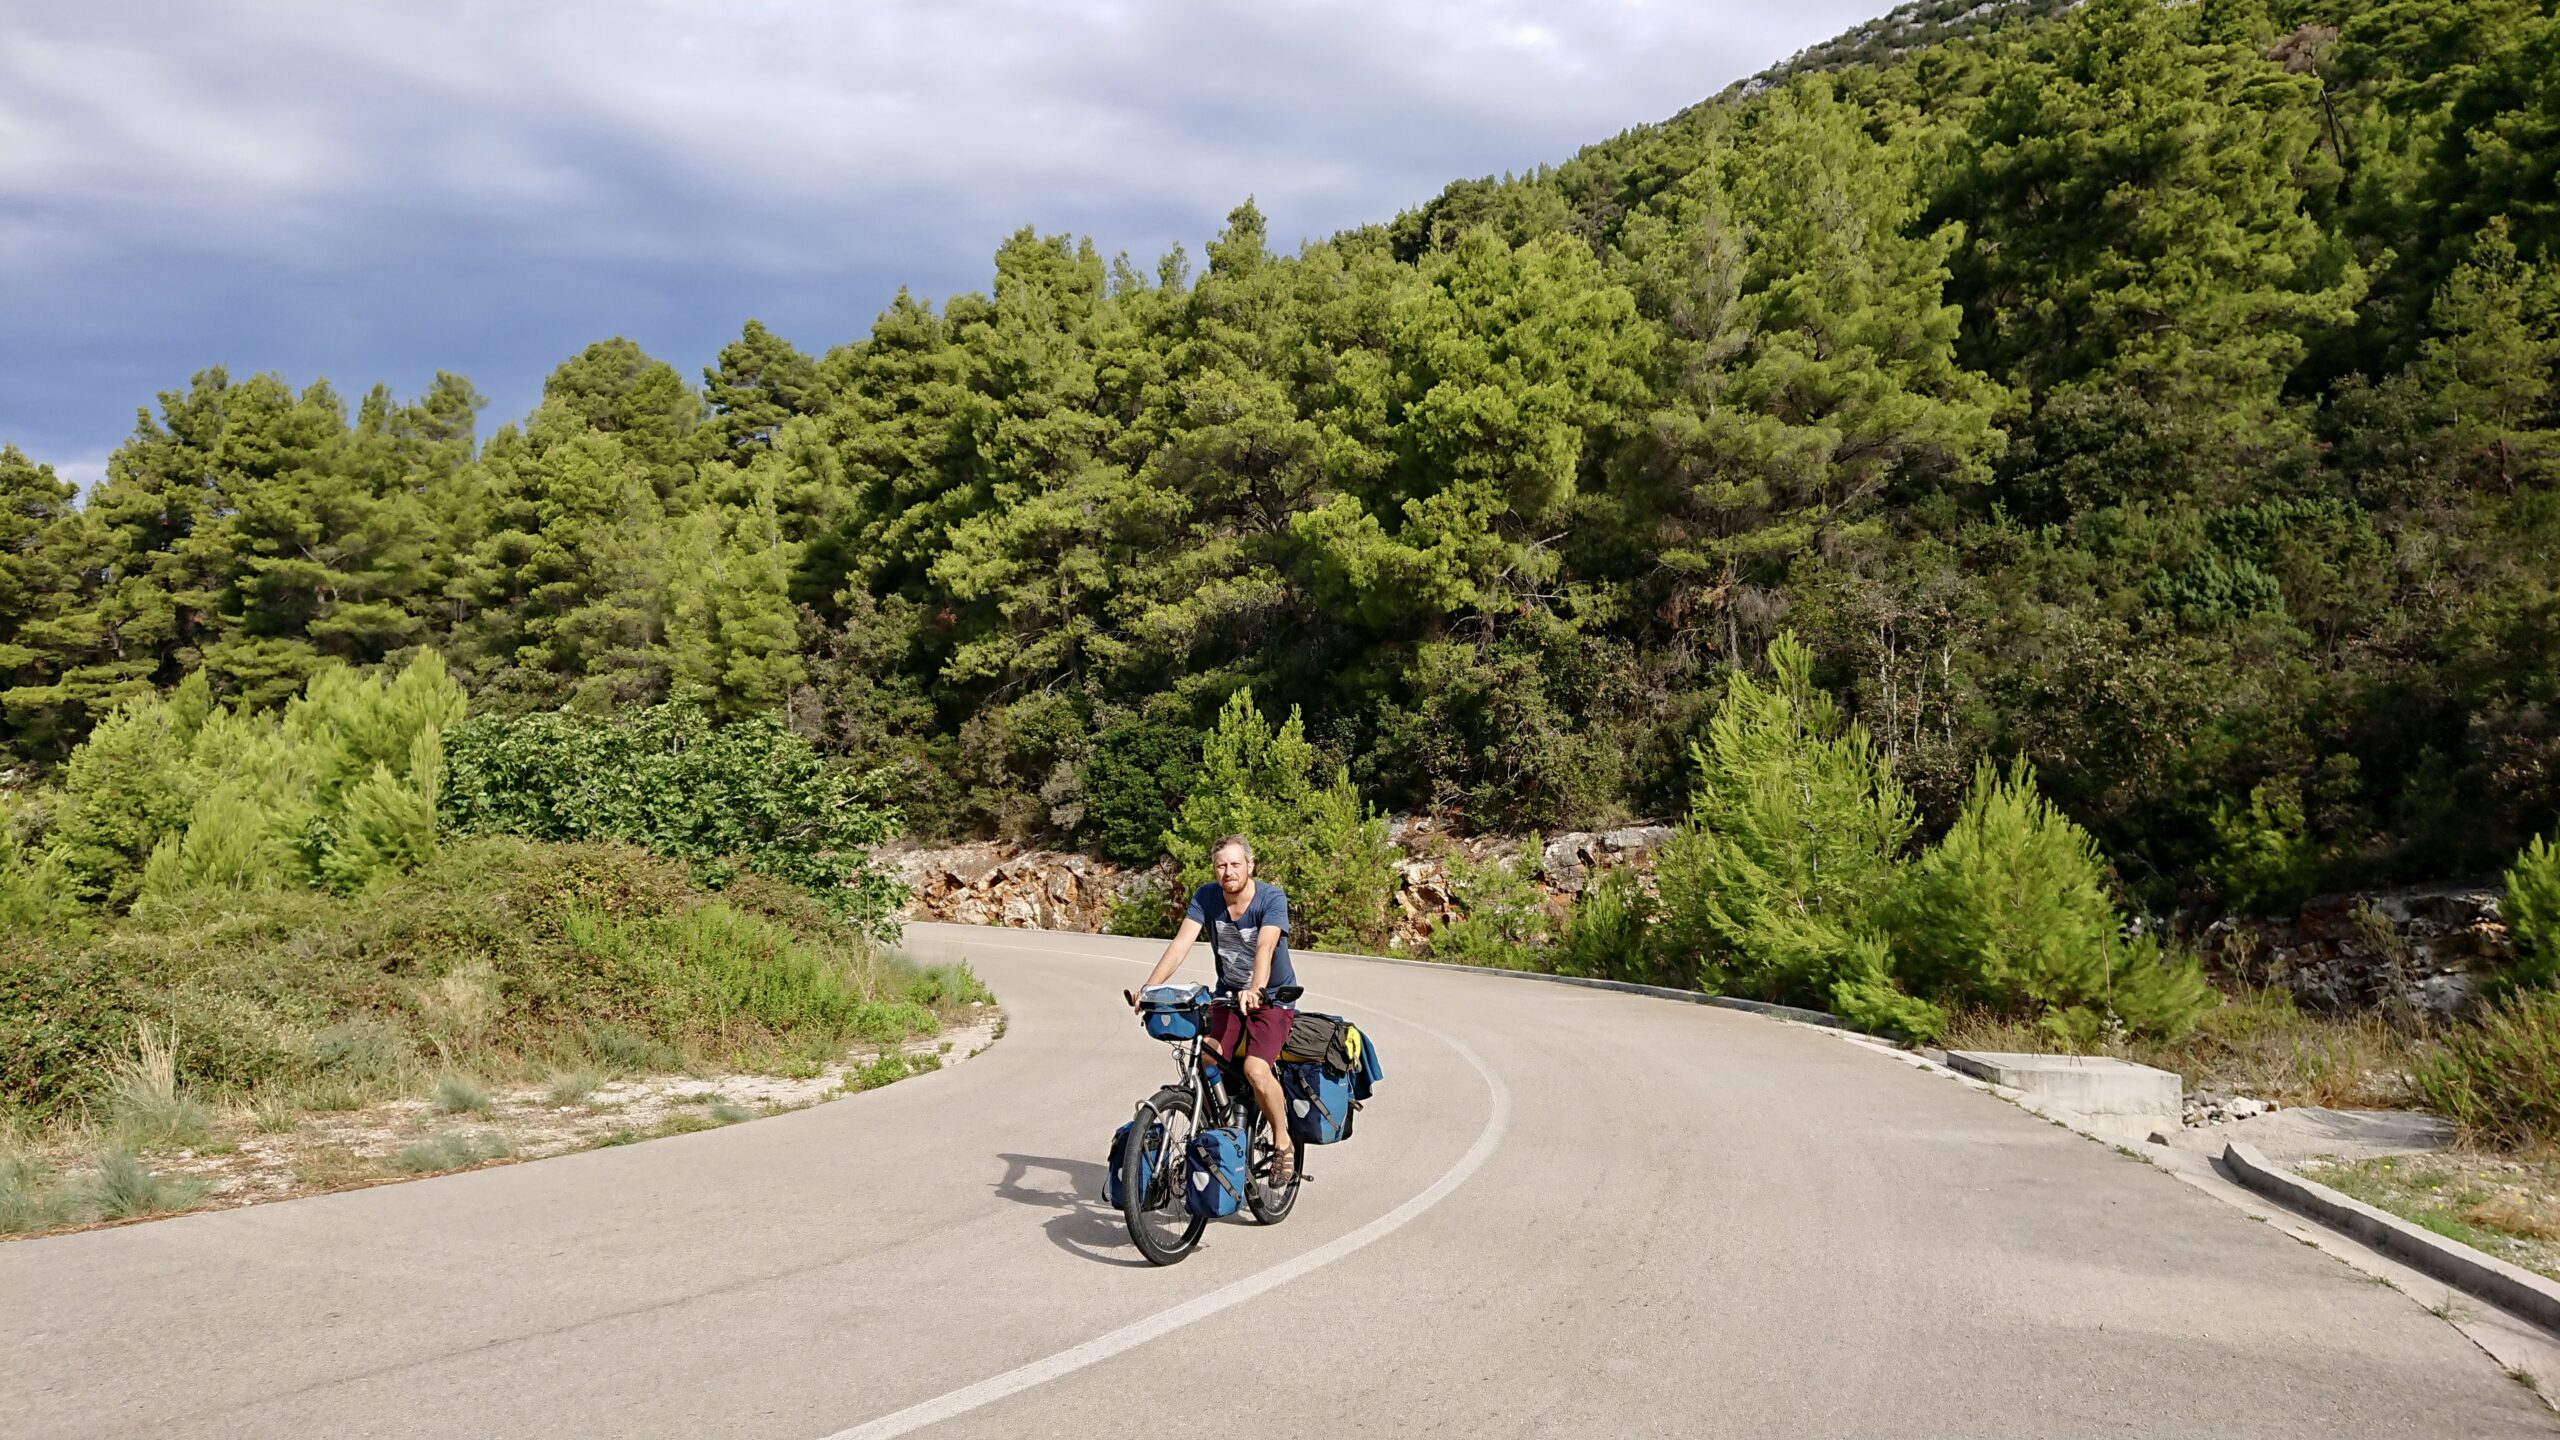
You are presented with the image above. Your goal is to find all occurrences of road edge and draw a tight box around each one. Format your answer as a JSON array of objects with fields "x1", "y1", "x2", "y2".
[
  {"x1": 1292, "y1": 945, "x2": 1844, "y2": 1028},
  {"x1": 2224, "y1": 1141, "x2": 2560, "y2": 1337}
]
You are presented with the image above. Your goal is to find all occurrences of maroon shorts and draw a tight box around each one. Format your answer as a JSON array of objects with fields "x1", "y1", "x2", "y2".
[{"x1": 1206, "y1": 1003, "x2": 1296, "y2": 1065}]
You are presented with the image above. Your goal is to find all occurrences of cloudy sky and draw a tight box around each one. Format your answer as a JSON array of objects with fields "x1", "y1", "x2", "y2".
[{"x1": 0, "y1": 0, "x2": 1890, "y2": 490}]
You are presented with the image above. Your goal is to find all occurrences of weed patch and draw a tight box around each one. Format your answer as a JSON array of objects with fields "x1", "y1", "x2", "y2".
[
  {"x1": 434, "y1": 1076, "x2": 493, "y2": 1115},
  {"x1": 2413, "y1": 989, "x2": 2560, "y2": 1150},
  {"x1": 2305, "y1": 1153, "x2": 2560, "y2": 1283},
  {"x1": 393, "y1": 1131, "x2": 512, "y2": 1175},
  {"x1": 85, "y1": 1148, "x2": 206, "y2": 1220},
  {"x1": 842, "y1": 1052, "x2": 913, "y2": 1093}
]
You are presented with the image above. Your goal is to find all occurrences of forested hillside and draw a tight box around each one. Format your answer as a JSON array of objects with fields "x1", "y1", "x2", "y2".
[{"x1": 3, "y1": 0, "x2": 2555, "y2": 913}]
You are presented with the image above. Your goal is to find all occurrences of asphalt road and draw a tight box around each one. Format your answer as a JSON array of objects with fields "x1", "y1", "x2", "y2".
[{"x1": 4, "y1": 924, "x2": 2548, "y2": 1438}]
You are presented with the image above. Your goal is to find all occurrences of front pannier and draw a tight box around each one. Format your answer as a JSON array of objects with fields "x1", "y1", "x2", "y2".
[
  {"x1": 1185, "y1": 1126, "x2": 1249, "y2": 1218},
  {"x1": 1104, "y1": 1117, "x2": 1159, "y2": 1207}
]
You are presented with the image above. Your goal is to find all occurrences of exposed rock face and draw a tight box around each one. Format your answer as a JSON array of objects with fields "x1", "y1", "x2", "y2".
[
  {"x1": 879, "y1": 820, "x2": 1677, "y2": 952},
  {"x1": 2198, "y1": 885, "x2": 2511, "y2": 1023},
  {"x1": 878, "y1": 845, "x2": 1174, "y2": 935}
]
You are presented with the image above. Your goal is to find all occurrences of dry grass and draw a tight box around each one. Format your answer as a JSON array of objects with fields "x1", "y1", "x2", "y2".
[
  {"x1": 2304, "y1": 1152, "x2": 2560, "y2": 1282},
  {"x1": 1941, "y1": 984, "x2": 2427, "y2": 1109},
  {"x1": 105, "y1": 1021, "x2": 213, "y2": 1151},
  {"x1": 1, "y1": 1012, "x2": 998, "y2": 1237}
]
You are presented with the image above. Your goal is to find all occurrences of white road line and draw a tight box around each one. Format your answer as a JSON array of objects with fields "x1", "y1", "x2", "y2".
[{"x1": 818, "y1": 938, "x2": 1511, "y2": 1440}]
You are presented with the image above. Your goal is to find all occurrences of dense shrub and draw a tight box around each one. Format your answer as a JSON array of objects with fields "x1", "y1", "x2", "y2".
[
  {"x1": 0, "y1": 838, "x2": 948, "y2": 1125},
  {"x1": 1161, "y1": 689, "x2": 1397, "y2": 951},
  {"x1": 2414, "y1": 988, "x2": 2560, "y2": 1150},
  {"x1": 1427, "y1": 841, "x2": 1550, "y2": 970},
  {"x1": 441, "y1": 702, "x2": 904, "y2": 938},
  {"x1": 2504, "y1": 833, "x2": 2560, "y2": 993},
  {"x1": 2, "y1": 656, "x2": 465, "y2": 922},
  {"x1": 1102, "y1": 876, "x2": 1181, "y2": 939},
  {"x1": 1080, "y1": 714, "x2": 1199, "y2": 865},
  {"x1": 1896, "y1": 757, "x2": 2210, "y2": 1040},
  {"x1": 1551, "y1": 868, "x2": 1664, "y2": 984},
  {"x1": 1654, "y1": 633, "x2": 1924, "y2": 1025}
]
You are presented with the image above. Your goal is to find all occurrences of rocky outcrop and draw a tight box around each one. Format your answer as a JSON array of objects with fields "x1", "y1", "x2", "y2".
[
  {"x1": 880, "y1": 820, "x2": 1676, "y2": 952},
  {"x1": 878, "y1": 844, "x2": 1174, "y2": 934},
  {"x1": 2198, "y1": 886, "x2": 2512, "y2": 1023}
]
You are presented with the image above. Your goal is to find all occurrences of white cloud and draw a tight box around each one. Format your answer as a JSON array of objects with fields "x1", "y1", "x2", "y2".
[
  {"x1": 1, "y1": 0, "x2": 1884, "y2": 260},
  {"x1": 0, "y1": 0, "x2": 1891, "y2": 472}
]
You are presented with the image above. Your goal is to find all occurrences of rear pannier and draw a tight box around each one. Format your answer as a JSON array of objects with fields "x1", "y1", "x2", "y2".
[
  {"x1": 1277, "y1": 1011, "x2": 1382, "y2": 1143},
  {"x1": 1280, "y1": 1061, "x2": 1355, "y2": 1144}
]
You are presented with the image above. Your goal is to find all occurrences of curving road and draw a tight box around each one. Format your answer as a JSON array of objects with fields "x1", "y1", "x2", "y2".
[{"x1": 3, "y1": 924, "x2": 2549, "y2": 1439}]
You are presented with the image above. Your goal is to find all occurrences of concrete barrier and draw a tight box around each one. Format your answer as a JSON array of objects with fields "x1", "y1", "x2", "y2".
[
  {"x1": 2225, "y1": 1141, "x2": 2560, "y2": 1337},
  {"x1": 1943, "y1": 1051, "x2": 2182, "y2": 1135}
]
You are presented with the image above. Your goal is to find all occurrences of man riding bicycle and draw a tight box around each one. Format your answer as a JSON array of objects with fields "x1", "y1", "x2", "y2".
[{"x1": 1129, "y1": 835, "x2": 1299, "y2": 1185}]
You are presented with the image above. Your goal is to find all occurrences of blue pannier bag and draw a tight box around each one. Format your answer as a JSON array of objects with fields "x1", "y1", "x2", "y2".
[
  {"x1": 1185, "y1": 1126, "x2": 1248, "y2": 1218},
  {"x1": 1105, "y1": 1118, "x2": 1160, "y2": 1208},
  {"x1": 1280, "y1": 1061, "x2": 1355, "y2": 1144}
]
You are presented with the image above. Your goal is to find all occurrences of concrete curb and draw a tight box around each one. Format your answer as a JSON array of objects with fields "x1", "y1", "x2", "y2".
[
  {"x1": 1294, "y1": 945, "x2": 1844, "y2": 1029},
  {"x1": 2224, "y1": 1141, "x2": 2560, "y2": 1336}
]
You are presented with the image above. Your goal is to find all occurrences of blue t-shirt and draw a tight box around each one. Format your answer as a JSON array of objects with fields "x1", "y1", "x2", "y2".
[{"x1": 1185, "y1": 881, "x2": 1296, "y2": 995}]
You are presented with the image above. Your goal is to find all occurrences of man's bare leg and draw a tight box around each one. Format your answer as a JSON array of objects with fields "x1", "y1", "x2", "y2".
[{"x1": 1241, "y1": 1054, "x2": 1293, "y2": 1182}]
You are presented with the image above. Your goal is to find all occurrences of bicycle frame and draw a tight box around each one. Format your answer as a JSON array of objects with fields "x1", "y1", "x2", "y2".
[{"x1": 1120, "y1": 986, "x2": 1304, "y2": 1263}]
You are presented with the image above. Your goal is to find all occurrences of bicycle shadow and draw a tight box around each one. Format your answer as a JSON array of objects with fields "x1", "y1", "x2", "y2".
[{"x1": 992, "y1": 1153, "x2": 1151, "y2": 1268}]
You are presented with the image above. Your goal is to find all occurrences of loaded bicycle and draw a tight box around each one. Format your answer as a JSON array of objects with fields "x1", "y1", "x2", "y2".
[{"x1": 1112, "y1": 983, "x2": 1306, "y2": 1266}]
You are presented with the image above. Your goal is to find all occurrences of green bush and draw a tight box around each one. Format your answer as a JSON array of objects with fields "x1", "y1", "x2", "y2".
[
  {"x1": 2414, "y1": 988, "x2": 2560, "y2": 1149},
  {"x1": 0, "y1": 839, "x2": 945, "y2": 1126},
  {"x1": 1895, "y1": 757, "x2": 2210, "y2": 1039},
  {"x1": 2206, "y1": 780, "x2": 2325, "y2": 916},
  {"x1": 1161, "y1": 689, "x2": 1397, "y2": 951},
  {"x1": 1552, "y1": 868, "x2": 1663, "y2": 983},
  {"x1": 1655, "y1": 632, "x2": 1918, "y2": 1018},
  {"x1": 2504, "y1": 833, "x2": 2560, "y2": 993},
  {"x1": 0, "y1": 944, "x2": 144, "y2": 1121},
  {"x1": 6, "y1": 656, "x2": 465, "y2": 921},
  {"x1": 1080, "y1": 715, "x2": 1197, "y2": 865},
  {"x1": 1102, "y1": 877, "x2": 1181, "y2": 939},
  {"x1": 442, "y1": 702, "x2": 905, "y2": 938},
  {"x1": 1428, "y1": 842, "x2": 1550, "y2": 970}
]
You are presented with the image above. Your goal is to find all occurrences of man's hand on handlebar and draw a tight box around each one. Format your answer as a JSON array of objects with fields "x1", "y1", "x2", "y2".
[{"x1": 1238, "y1": 986, "x2": 1262, "y2": 1014}]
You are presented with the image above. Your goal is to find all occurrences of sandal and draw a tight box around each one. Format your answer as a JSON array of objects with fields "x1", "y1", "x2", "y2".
[{"x1": 1268, "y1": 1150, "x2": 1296, "y2": 1187}]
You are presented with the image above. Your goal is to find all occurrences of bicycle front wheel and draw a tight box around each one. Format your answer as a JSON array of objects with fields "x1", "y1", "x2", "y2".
[{"x1": 1122, "y1": 1096, "x2": 1207, "y2": 1266}]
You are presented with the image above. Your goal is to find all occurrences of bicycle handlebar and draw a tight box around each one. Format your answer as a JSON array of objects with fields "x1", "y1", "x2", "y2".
[{"x1": 1125, "y1": 984, "x2": 1305, "y2": 1008}]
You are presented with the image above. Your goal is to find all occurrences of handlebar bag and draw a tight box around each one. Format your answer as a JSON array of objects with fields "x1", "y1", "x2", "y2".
[
  {"x1": 1280, "y1": 1061, "x2": 1355, "y2": 1144},
  {"x1": 1184, "y1": 1126, "x2": 1249, "y2": 1218}
]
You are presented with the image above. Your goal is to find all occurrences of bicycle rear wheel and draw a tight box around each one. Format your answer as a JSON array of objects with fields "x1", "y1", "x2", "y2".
[{"x1": 1121, "y1": 1097, "x2": 1207, "y2": 1266}]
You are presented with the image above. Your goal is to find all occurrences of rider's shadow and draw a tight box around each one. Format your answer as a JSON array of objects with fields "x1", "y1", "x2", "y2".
[{"x1": 992, "y1": 1153, "x2": 1151, "y2": 1268}]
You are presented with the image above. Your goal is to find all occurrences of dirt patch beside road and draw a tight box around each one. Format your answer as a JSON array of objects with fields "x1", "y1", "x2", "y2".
[{"x1": 4, "y1": 1011, "x2": 1001, "y2": 1236}]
